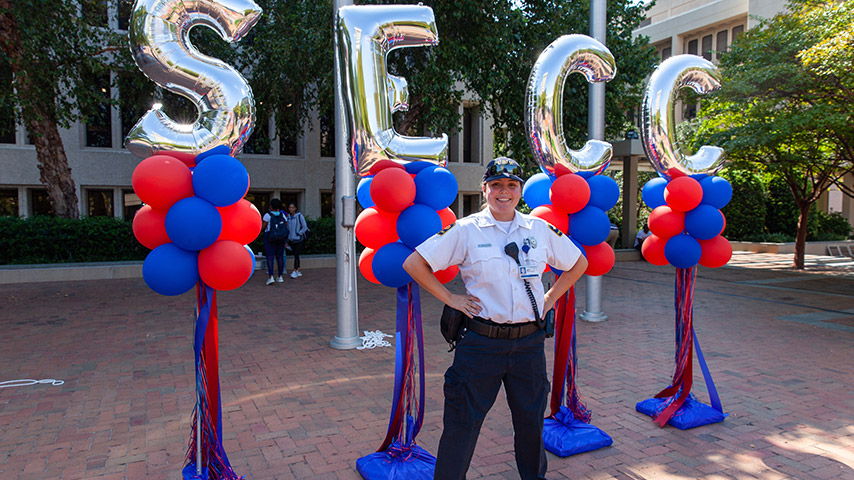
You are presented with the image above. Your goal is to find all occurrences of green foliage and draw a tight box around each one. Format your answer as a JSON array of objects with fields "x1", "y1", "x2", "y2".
[
  {"x1": 0, "y1": 216, "x2": 148, "y2": 265},
  {"x1": 764, "y1": 175, "x2": 802, "y2": 236},
  {"x1": 744, "y1": 232, "x2": 795, "y2": 243},
  {"x1": 720, "y1": 168, "x2": 766, "y2": 240},
  {"x1": 813, "y1": 210, "x2": 853, "y2": 240}
]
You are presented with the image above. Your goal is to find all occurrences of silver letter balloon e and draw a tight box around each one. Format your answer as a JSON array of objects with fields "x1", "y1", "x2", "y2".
[
  {"x1": 641, "y1": 55, "x2": 725, "y2": 179},
  {"x1": 125, "y1": 0, "x2": 262, "y2": 158},
  {"x1": 525, "y1": 35, "x2": 616, "y2": 176},
  {"x1": 337, "y1": 5, "x2": 449, "y2": 177}
]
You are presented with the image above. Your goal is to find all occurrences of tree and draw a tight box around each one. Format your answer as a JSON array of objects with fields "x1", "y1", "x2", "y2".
[
  {"x1": 696, "y1": 0, "x2": 854, "y2": 268},
  {"x1": 0, "y1": 0, "x2": 123, "y2": 218}
]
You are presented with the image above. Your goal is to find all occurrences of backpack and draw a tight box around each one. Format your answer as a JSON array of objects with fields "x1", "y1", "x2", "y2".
[{"x1": 268, "y1": 213, "x2": 289, "y2": 244}]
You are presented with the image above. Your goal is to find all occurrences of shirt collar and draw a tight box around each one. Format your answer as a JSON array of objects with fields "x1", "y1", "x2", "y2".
[{"x1": 474, "y1": 208, "x2": 535, "y2": 232}]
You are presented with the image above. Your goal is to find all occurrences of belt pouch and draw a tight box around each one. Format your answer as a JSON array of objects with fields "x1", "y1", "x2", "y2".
[{"x1": 440, "y1": 305, "x2": 465, "y2": 351}]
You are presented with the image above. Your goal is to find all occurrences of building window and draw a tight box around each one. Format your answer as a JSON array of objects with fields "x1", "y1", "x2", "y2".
[
  {"x1": 245, "y1": 191, "x2": 271, "y2": 215},
  {"x1": 0, "y1": 189, "x2": 18, "y2": 216},
  {"x1": 0, "y1": 57, "x2": 15, "y2": 144},
  {"x1": 118, "y1": 0, "x2": 132, "y2": 31},
  {"x1": 463, "y1": 194, "x2": 480, "y2": 217},
  {"x1": 244, "y1": 108, "x2": 270, "y2": 154},
  {"x1": 280, "y1": 192, "x2": 299, "y2": 210},
  {"x1": 87, "y1": 189, "x2": 114, "y2": 217},
  {"x1": 123, "y1": 190, "x2": 142, "y2": 219},
  {"x1": 84, "y1": 70, "x2": 113, "y2": 148},
  {"x1": 702, "y1": 35, "x2": 713, "y2": 61},
  {"x1": 29, "y1": 189, "x2": 53, "y2": 216},
  {"x1": 320, "y1": 190, "x2": 334, "y2": 218},
  {"x1": 687, "y1": 39, "x2": 698, "y2": 56},
  {"x1": 278, "y1": 105, "x2": 300, "y2": 156},
  {"x1": 320, "y1": 107, "x2": 335, "y2": 158},
  {"x1": 81, "y1": 0, "x2": 109, "y2": 28},
  {"x1": 684, "y1": 104, "x2": 697, "y2": 120},
  {"x1": 661, "y1": 47, "x2": 672, "y2": 61},
  {"x1": 732, "y1": 25, "x2": 744, "y2": 41},
  {"x1": 118, "y1": 72, "x2": 155, "y2": 143},
  {"x1": 463, "y1": 106, "x2": 478, "y2": 163},
  {"x1": 279, "y1": 128, "x2": 298, "y2": 156},
  {"x1": 716, "y1": 30, "x2": 729, "y2": 56}
]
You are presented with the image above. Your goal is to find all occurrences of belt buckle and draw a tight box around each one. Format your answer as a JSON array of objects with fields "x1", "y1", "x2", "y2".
[{"x1": 498, "y1": 325, "x2": 511, "y2": 339}]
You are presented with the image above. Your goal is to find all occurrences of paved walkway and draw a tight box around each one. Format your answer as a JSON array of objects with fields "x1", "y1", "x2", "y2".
[{"x1": 1, "y1": 254, "x2": 853, "y2": 479}]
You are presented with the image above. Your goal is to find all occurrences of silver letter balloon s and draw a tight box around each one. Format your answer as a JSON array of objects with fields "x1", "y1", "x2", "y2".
[
  {"x1": 526, "y1": 35, "x2": 616, "y2": 176},
  {"x1": 125, "y1": 0, "x2": 262, "y2": 158},
  {"x1": 337, "y1": 5, "x2": 449, "y2": 177},
  {"x1": 641, "y1": 55, "x2": 725, "y2": 178}
]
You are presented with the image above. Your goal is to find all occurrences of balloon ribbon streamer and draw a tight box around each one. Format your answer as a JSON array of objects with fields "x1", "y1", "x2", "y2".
[
  {"x1": 183, "y1": 283, "x2": 241, "y2": 480},
  {"x1": 652, "y1": 267, "x2": 722, "y2": 427},
  {"x1": 549, "y1": 285, "x2": 591, "y2": 422}
]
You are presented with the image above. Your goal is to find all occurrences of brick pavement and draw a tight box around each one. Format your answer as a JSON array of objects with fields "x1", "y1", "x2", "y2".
[{"x1": 1, "y1": 256, "x2": 853, "y2": 479}]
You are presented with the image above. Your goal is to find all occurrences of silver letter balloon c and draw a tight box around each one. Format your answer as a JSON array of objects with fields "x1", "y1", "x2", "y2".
[
  {"x1": 125, "y1": 0, "x2": 262, "y2": 158},
  {"x1": 337, "y1": 5, "x2": 449, "y2": 177},
  {"x1": 641, "y1": 55, "x2": 725, "y2": 179},
  {"x1": 525, "y1": 35, "x2": 616, "y2": 176}
]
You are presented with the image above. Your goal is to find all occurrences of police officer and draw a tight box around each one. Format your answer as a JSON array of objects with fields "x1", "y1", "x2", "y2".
[{"x1": 403, "y1": 157, "x2": 588, "y2": 480}]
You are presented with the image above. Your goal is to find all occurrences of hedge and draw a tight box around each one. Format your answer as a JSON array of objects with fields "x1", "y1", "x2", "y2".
[{"x1": 1, "y1": 215, "x2": 337, "y2": 265}]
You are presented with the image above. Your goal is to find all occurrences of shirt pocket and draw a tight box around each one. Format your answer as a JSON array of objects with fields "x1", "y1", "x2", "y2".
[
  {"x1": 467, "y1": 246, "x2": 506, "y2": 282},
  {"x1": 523, "y1": 246, "x2": 550, "y2": 276}
]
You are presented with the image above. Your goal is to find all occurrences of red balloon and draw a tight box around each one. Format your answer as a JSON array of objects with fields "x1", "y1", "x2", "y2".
[
  {"x1": 131, "y1": 155, "x2": 194, "y2": 210},
  {"x1": 531, "y1": 204, "x2": 569, "y2": 233},
  {"x1": 368, "y1": 159, "x2": 406, "y2": 175},
  {"x1": 132, "y1": 205, "x2": 170, "y2": 250},
  {"x1": 434, "y1": 265, "x2": 459, "y2": 284},
  {"x1": 664, "y1": 176, "x2": 702, "y2": 212},
  {"x1": 438, "y1": 207, "x2": 457, "y2": 228},
  {"x1": 699, "y1": 235, "x2": 732, "y2": 268},
  {"x1": 168, "y1": 151, "x2": 196, "y2": 168},
  {"x1": 359, "y1": 248, "x2": 381, "y2": 284},
  {"x1": 550, "y1": 174, "x2": 590, "y2": 214},
  {"x1": 553, "y1": 164, "x2": 574, "y2": 177},
  {"x1": 218, "y1": 199, "x2": 262, "y2": 245},
  {"x1": 198, "y1": 240, "x2": 254, "y2": 291},
  {"x1": 584, "y1": 242, "x2": 615, "y2": 276},
  {"x1": 648, "y1": 205, "x2": 685, "y2": 239},
  {"x1": 641, "y1": 234, "x2": 668, "y2": 266},
  {"x1": 355, "y1": 207, "x2": 400, "y2": 249},
  {"x1": 371, "y1": 168, "x2": 416, "y2": 213}
]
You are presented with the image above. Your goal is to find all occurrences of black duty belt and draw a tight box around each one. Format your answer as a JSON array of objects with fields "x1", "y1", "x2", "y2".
[{"x1": 466, "y1": 316, "x2": 540, "y2": 340}]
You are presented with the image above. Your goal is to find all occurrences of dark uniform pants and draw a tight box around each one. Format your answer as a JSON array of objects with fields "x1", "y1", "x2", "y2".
[{"x1": 435, "y1": 329, "x2": 549, "y2": 480}]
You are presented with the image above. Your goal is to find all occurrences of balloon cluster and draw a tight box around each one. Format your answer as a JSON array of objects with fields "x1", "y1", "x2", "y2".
[
  {"x1": 523, "y1": 169, "x2": 619, "y2": 276},
  {"x1": 640, "y1": 175, "x2": 733, "y2": 269},
  {"x1": 355, "y1": 160, "x2": 460, "y2": 288},
  {"x1": 132, "y1": 147, "x2": 262, "y2": 296}
]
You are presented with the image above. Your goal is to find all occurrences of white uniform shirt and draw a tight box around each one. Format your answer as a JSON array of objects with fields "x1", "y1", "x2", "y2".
[{"x1": 416, "y1": 208, "x2": 582, "y2": 324}]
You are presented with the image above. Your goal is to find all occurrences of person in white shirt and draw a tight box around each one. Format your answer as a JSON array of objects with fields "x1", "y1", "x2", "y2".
[
  {"x1": 634, "y1": 223, "x2": 651, "y2": 250},
  {"x1": 403, "y1": 157, "x2": 587, "y2": 480}
]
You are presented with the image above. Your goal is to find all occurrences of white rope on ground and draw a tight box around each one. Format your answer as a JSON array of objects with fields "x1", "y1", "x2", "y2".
[
  {"x1": 0, "y1": 379, "x2": 65, "y2": 388},
  {"x1": 357, "y1": 330, "x2": 393, "y2": 349}
]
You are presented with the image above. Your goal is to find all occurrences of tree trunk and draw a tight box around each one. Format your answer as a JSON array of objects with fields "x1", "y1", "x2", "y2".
[
  {"x1": 0, "y1": 1, "x2": 79, "y2": 218},
  {"x1": 793, "y1": 201, "x2": 810, "y2": 269}
]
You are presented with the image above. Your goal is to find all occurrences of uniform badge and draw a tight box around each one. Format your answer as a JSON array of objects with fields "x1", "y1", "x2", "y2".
[
  {"x1": 547, "y1": 224, "x2": 563, "y2": 237},
  {"x1": 438, "y1": 222, "x2": 456, "y2": 235}
]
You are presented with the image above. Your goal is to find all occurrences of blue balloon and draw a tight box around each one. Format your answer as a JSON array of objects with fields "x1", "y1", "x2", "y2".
[
  {"x1": 372, "y1": 242, "x2": 415, "y2": 288},
  {"x1": 405, "y1": 161, "x2": 435, "y2": 174},
  {"x1": 523, "y1": 173, "x2": 553, "y2": 209},
  {"x1": 143, "y1": 243, "x2": 199, "y2": 296},
  {"x1": 569, "y1": 206, "x2": 610, "y2": 246},
  {"x1": 570, "y1": 237, "x2": 587, "y2": 257},
  {"x1": 586, "y1": 175, "x2": 620, "y2": 211},
  {"x1": 244, "y1": 245, "x2": 255, "y2": 280},
  {"x1": 576, "y1": 171, "x2": 595, "y2": 179},
  {"x1": 414, "y1": 166, "x2": 458, "y2": 210},
  {"x1": 642, "y1": 177, "x2": 668, "y2": 209},
  {"x1": 685, "y1": 204, "x2": 724, "y2": 240},
  {"x1": 191, "y1": 154, "x2": 249, "y2": 207},
  {"x1": 165, "y1": 197, "x2": 222, "y2": 251},
  {"x1": 195, "y1": 145, "x2": 230, "y2": 164},
  {"x1": 700, "y1": 176, "x2": 733, "y2": 209},
  {"x1": 664, "y1": 234, "x2": 702, "y2": 269},
  {"x1": 397, "y1": 204, "x2": 442, "y2": 249},
  {"x1": 357, "y1": 176, "x2": 375, "y2": 208}
]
